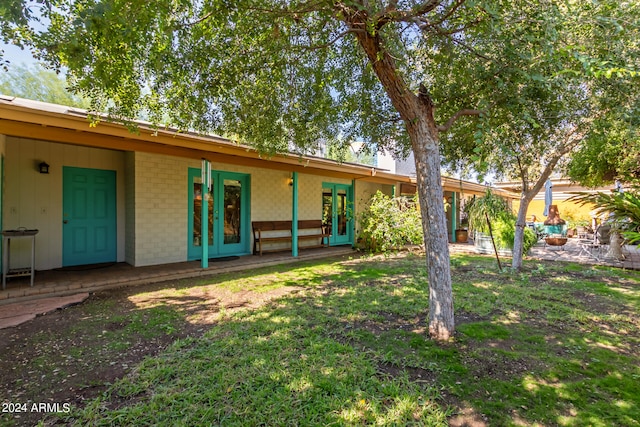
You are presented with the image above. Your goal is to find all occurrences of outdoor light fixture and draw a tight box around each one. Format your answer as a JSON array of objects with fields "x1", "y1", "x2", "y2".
[
  {"x1": 288, "y1": 174, "x2": 294, "y2": 186},
  {"x1": 38, "y1": 162, "x2": 50, "y2": 174}
]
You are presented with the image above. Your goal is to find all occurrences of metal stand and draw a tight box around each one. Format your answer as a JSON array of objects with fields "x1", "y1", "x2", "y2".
[{"x1": 2, "y1": 229, "x2": 38, "y2": 290}]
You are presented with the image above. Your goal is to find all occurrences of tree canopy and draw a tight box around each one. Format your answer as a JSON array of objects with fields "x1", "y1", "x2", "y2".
[
  {"x1": 3, "y1": 0, "x2": 639, "y2": 338},
  {"x1": 0, "y1": 62, "x2": 90, "y2": 108}
]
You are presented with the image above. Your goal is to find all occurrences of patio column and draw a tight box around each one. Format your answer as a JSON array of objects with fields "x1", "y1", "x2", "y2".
[
  {"x1": 451, "y1": 191, "x2": 457, "y2": 243},
  {"x1": 352, "y1": 179, "x2": 356, "y2": 247},
  {"x1": 201, "y1": 159, "x2": 211, "y2": 268},
  {"x1": 292, "y1": 172, "x2": 299, "y2": 257}
]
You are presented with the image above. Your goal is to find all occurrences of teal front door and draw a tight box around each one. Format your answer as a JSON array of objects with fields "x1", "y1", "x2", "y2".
[
  {"x1": 188, "y1": 168, "x2": 250, "y2": 260},
  {"x1": 63, "y1": 167, "x2": 117, "y2": 266},
  {"x1": 322, "y1": 183, "x2": 353, "y2": 246}
]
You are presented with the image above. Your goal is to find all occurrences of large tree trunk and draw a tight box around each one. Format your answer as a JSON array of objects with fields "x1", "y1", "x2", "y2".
[
  {"x1": 410, "y1": 118, "x2": 454, "y2": 340},
  {"x1": 347, "y1": 11, "x2": 454, "y2": 341}
]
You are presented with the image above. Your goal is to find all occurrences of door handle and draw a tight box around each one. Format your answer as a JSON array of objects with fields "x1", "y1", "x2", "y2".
[{"x1": 63, "y1": 220, "x2": 68, "y2": 224}]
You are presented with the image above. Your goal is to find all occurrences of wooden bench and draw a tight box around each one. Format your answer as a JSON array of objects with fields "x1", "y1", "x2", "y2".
[{"x1": 252, "y1": 220, "x2": 330, "y2": 255}]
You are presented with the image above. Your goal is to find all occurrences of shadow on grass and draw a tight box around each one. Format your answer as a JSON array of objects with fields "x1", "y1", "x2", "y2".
[{"x1": 15, "y1": 254, "x2": 640, "y2": 426}]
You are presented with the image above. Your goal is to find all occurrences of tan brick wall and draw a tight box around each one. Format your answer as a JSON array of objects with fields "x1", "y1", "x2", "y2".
[
  {"x1": 131, "y1": 152, "x2": 191, "y2": 266},
  {"x1": 124, "y1": 152, "x2": 136, "y2": 265},
  {"x1": 2, "y1": 136, "x2": 396, "y2": 268}
]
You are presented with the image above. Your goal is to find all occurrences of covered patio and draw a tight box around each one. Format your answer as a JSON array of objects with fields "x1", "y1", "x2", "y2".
[{"x1": 0, "y1": 246, "x2": 354, "y2": 305}]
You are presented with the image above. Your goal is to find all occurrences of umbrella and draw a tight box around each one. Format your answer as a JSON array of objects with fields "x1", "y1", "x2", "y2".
[{"x1": 543, "y1": 179, "x2": 553, "y2": 217}]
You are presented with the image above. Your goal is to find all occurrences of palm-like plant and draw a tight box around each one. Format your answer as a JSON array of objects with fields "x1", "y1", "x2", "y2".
[{"x1": 568, "y1": 189, "x2": 640, "y2": 244}]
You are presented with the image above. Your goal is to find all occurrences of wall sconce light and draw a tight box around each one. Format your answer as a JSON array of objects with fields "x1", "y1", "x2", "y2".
[
  {"x1": 288, "y1": 174, "x2": 294, "y2": 186},
  {"x1": 38, "y1": 162, "x2": 50, "y2": 174}
]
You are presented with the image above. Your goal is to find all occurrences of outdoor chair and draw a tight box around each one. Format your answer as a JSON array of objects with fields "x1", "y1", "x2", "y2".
[{"x1": 595, "y1": 224, "x2": 611, "y2": 245}]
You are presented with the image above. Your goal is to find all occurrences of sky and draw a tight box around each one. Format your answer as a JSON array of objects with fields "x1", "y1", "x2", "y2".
[{"x1": 2, "y1": 42, "x2": 39, "y2": 68}]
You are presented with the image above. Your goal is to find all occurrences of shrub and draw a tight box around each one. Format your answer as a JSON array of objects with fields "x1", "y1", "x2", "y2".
[
  {"x1": 493, "y1": 216, "x2": 538, "y2": 254},
  {"x1": 569, "y1": 189, "x2": 640, "y2": 244},
  {"x1": 358, "y1": 191, "x2": 423, "y2": 252},
  {"x1": 468, "y1": 189, "x2": 537, "y2": 254},
  {"x1": 466, "y1": 189, "x2": 512, "y2": 235}
]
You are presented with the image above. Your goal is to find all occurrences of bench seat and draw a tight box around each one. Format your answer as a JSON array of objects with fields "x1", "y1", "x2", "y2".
[{"x1": 252, "y1": 220, "x2": 330, "y2": 255}]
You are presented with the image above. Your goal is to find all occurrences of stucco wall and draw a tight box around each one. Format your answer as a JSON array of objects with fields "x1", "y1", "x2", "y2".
[
  {"x1": 3, "y1": 137, "x2": 126, "y2": 270},
  {"x1": 513, "y1": 199, "x2": 595, "y2": 224}
]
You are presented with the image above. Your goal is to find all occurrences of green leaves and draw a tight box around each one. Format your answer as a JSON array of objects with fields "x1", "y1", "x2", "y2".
[
  {"x1": 357, "y1": 191, "x2": 423, "y2": 252},
  {"x1": 0, "y1": 62, "x2": 90, "y2": 108},
  {"x1": 569, "y1": 190, "x2": 640, "y2": 242}
]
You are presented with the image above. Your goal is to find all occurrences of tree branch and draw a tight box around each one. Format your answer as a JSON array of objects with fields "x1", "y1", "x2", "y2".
[
  {"x1": 374, "y1": 0, "x2": 441, "y2": 28},
  {"x1": 437, "y1": 108, "x2": 484, "y2": 132},
  {"x1": 292, "y1": 29, "x2": 358, "y2": 51}
]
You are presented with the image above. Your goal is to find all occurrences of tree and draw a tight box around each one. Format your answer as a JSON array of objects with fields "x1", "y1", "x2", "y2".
[
  {"x1": 4, "y1": 0, "x2": 637, "y2": 338},
  {"x1": 0, "y1": 62, "x2": 90, "y2": 108},
  {"x1": 439, "y1": 1, "x2": 639, "y2": 270},
  {"x1": 567, "y1": 121, "x2": 640, "y2": 187},
  {"x1": 569, "y1": 189, "x2": 640, "y2": 245}
]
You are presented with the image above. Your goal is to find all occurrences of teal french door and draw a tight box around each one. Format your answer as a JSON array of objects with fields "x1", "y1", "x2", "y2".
[
  {"x1": 188, "y1": 168, "x2": 250, "y2": 260},
  {"x1": 63, "y1": 167, "x2": 117, "y2": 266},
  {"x1": 322, "y1": 183, "x2": 353, "y2": 246}
]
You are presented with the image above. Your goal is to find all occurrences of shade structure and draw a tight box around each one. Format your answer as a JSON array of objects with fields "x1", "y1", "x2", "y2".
[{"x1": 543, "y1": 179, "x2": 553, "y2": 217}]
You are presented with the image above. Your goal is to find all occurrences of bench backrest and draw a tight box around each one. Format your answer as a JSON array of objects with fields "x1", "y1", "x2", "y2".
[
  {"x1": 252, "y1": 221, "x2": 292, "y2": 235},
  {"x1": 252, "y1": 220, "x2": 327, "y2": 236},
  {"x1": 297, "y1": 220, "x2": 324, "y2": 230}
]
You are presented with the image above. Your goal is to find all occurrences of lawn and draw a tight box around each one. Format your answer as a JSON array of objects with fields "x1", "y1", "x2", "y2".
[{"x1": 3, "y1": 253, "x2": 639, "y2": 426}]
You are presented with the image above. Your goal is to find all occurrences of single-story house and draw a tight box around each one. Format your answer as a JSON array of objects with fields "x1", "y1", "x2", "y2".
[{"x1": 1, "y1": 95, "x2": 506, "y2": 275}]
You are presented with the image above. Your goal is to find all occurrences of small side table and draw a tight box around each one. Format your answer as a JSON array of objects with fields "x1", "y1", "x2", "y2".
[{"x1": 2, "y1": 229, "x2": 39, "y2": 290}]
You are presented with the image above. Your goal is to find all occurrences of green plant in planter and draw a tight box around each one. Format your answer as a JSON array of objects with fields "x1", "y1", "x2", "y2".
[
  {"x1": 467, "y1": 190, "x2": 537, "y2": 254},
  {"x1": 466, "y1": 190, "x2": 511, "y2": 235},
  {"x1": 494, "y1": 216, "x2": 538, "y2": 254}
]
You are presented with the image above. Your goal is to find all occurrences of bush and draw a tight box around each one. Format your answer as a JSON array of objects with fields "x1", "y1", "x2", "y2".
[
  {"x1": 469, "y1": 189, "x2": 537, "y2": 254},
  {"x1": 466, "y1": 189, "x2": 512, "y2": 235},
  {"x1": 493, "y1": 216, "x2": 538, "y2": 254},
  {"x1": 358, "y1": 191, "x2": 423, "y2": 252}
]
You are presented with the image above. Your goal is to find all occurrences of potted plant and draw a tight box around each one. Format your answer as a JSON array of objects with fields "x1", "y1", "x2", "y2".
[
  {"x1": 467, "y1": 190, "x2": 536, "y2": 256},
  {"x1": 455, "y1": 197, "x2": 470, "y2": 243}
]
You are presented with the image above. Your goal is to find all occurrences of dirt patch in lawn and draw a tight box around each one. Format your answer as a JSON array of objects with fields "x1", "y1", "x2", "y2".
[{"x1": 0, "y1": 280, "x2": 301, "y2": 426}]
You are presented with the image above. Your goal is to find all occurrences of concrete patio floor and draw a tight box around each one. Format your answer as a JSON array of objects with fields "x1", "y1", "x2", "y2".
[{"x1": 2, "y1": 240, "x2": 638, "y2": 306}]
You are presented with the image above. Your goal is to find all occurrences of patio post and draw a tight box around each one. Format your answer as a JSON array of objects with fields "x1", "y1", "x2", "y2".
[
  {"x1": 201, "y1": 159, "x2": 210, "y2": 268},
  {"x1": 292, "y1": 171, "x2": 299, "y2": 257},
  {"x1": 451, "y1": 191, "x2": 457, "y2": 243}
]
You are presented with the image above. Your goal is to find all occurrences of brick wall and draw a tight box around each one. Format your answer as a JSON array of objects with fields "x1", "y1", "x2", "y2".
[
  {"x1": 129, "y1": 154, "x2": 394, "y2": 265},
  {"x1": 130, "y1": 152, "x2": 190, "y2": 266}
]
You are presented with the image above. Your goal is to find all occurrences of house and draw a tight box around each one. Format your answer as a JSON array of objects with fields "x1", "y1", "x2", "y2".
[
  {"x1": 1, "y1": 95, "x2": 506, "y2": 275},
  {"x1": 494, "y1": 178, "x2": 614, "y2": 226}
]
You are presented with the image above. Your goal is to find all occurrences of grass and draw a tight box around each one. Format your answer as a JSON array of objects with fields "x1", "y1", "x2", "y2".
[{"x1": 44, "y1": 254, "x2": 640, "y2": 425}]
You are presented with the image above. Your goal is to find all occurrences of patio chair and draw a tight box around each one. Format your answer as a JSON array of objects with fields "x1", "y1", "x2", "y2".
[{"x1": 595, "y1": 224, "x2": 611, "y2": 245}]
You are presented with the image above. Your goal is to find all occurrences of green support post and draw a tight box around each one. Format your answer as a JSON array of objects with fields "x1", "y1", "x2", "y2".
[
  {"x1": 292, "y1": 172, "x2": 299, "y2": 257},
  {"x1": 452, "y1": 192, "x2": 457, "y2": 243},
  {"x1": 201, "y1": 160, "x2": 209, "y2": 268}
]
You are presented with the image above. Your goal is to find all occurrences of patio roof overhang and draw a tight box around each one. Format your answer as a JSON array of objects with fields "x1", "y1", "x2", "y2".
[
  {"x1": 0, "y1": 96, "x2": 408, "y2": 186},
  {"x1": 0, "y1": 95, "x2": 517, "y2": 199}
]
